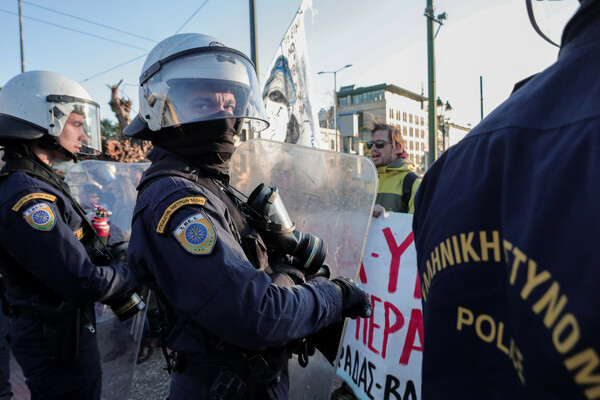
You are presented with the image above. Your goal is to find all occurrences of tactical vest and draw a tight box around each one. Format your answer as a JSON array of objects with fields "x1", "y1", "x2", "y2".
[
  {"x1": 138, "y1": 161, "x2": 270, "y2": 271},
  {"x1": 0, "y1": 156, "x2": 105, "y2": 301},
  {"x1": 138, "y1": 160, "x2": 300, "y2": 398}
]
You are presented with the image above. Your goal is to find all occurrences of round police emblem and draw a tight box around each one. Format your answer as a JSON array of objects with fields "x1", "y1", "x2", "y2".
[
  {"x1": 33, "y1": 209, "x2": 51, "y2": 225},
  {"x1": 22, "y1": 202, "x2": 56, "y2": 231},
  {"x1": 185, "y1": 223, "x2": 208, "y2": 245},
  {"x1": 173, "y1": 212, "x2": 217, "y2": 255}
]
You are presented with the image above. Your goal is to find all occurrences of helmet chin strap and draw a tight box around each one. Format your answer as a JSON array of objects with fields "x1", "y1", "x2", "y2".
[
  {"x1": 525, "y1": 0, "x2": 561, "y2": 47},
  {"x1": 38, "y1": 135, "x2": 78, "y2": 163}
]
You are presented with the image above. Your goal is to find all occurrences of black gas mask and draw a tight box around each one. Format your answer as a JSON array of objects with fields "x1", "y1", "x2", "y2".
[{"x1": 246, "y1": 183, "x2": 327, "y2": 276}]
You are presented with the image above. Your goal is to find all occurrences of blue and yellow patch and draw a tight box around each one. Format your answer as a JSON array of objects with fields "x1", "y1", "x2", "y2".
[
  {"x1": 22, "y1": 202, "x2": 56, "y2": 231},
  {"x1": 12, "y1": 193, "x2": 56, "y2": 211},
  {"x1": 172, "y1": 212, "x2": 217, "y2": 255},
  {"x1": 156, "y1": 196, "x2": 207, "y2": 234}
]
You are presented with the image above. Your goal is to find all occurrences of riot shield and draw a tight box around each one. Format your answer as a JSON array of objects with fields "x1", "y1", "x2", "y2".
[
  {"x1": 230, "y1": 139, "x2": 377, "y2": 399},
  {"x1": 64, "y1": 160, "x2": 151, "y2": 400}
]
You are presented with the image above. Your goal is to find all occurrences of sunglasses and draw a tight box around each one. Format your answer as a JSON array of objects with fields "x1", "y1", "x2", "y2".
[{"x1": 366, "y1": 140, "x2": 391, "y2": 150}]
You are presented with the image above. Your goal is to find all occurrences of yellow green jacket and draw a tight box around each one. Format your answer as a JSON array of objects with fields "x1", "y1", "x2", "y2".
[{"x1": 376, "y1": 159, "x2": 421, "y2": 214}]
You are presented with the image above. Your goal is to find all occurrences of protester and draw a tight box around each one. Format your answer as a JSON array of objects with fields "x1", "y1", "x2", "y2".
[
  {"x1": 124, "y1": 33, "x2": 372, "y2": 399},
  {"x1": 368, "y1": 123, "x2": 421, "y2": 217},
  {"x1": 412, "y1": 1, "x2": 600, "y2": 398},
  {"x1": 0, "y1": 71, "x2": 139, "y2": 399}
]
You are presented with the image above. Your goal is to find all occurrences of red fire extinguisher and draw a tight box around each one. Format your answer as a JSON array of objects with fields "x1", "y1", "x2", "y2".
[{"x1": 91, "y1": 204, "x2": 112, "y2": 244}]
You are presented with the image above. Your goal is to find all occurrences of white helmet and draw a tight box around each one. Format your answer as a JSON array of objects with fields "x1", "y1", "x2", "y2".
[
  {"x1": 124, "y1": 33, "x2": 269, "y2": 139},
  {"x1": 0, "y1": 71, "x2": 102, "y2": 157}
]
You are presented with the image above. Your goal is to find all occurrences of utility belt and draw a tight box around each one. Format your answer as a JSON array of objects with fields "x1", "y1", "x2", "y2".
[
  {"x1": 6, "y1": 301, "x2": 94, "y2": 361},
  {"x1": 173, "y1": 350, "x2": 283, "y2": 400}
]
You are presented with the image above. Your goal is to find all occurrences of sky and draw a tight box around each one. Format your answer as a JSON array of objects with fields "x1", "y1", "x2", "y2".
[{"x1": 0, "y1": 0, "x2": 579, "y2": 129}]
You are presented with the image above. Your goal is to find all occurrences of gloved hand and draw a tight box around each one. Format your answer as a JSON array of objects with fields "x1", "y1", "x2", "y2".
[{"x1": 331, "y1": 277, "x2": 372, "y2": 319}]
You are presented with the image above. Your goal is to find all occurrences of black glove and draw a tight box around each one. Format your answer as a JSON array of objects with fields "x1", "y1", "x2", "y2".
[{"x1": 331, "y1": 277, "x2": 372, "y2": 319}]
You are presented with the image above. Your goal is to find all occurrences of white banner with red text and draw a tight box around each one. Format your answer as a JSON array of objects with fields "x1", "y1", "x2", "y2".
[{"x1": 336, "y1": 212, "x2": 423, "y2": 399}]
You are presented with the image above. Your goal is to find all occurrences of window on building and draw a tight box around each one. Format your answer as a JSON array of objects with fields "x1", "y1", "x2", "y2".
[
  {"x1": 403, "y1": 112, "x2": 407, "y2": 122},
  {"x1": 420, "y1": 117, "x2": 424, "y2": 126},
  {"x1": 351, "y1": 90, "x2": 384, "y2": 105},
  {"x1": 409, "y1": 114, "x2": 413, "y2": 124},
  {"x1": 409, "y1": 127, "x2": 413, "y2": 137},
  {"x1": 403, "y1": 126, "x2": 407, "y2": 136}
]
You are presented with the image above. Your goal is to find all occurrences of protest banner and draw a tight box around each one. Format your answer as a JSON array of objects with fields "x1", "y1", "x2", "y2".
[
  {"x1": 260, "y1": 0, "x2": 321, "y2": 148},
  {"x1": 336, "y1": 212, "x2": 423, "y2": 400}
]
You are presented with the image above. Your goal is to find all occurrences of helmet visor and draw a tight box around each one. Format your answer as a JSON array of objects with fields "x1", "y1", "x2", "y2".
[
  {"x1": 142, "y1": 51, "x2": 269, "y2": 131},
  {"x1": 47, "y1": 95, "x2": 102, "y2": 156}
]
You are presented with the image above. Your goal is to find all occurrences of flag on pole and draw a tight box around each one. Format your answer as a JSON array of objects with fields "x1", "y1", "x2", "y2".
[{"x1": 260, "y1": 0, "x2": 321, "y2": 148}]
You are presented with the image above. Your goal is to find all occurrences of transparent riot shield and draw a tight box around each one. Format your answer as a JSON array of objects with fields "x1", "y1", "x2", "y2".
[
  {"x1": 64, "y1": 160, "x2": 151, "y2": 400},
  {"x1": 230, "y1": 139, "x2": 377, "y2": 399}
]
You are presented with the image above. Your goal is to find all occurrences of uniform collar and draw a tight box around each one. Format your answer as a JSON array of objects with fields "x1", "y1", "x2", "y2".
[{"x1": 559, "y1": 0, "x2": 600, "y2": 59}]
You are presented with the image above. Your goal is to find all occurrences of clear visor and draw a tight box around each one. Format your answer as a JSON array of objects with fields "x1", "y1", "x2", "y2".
[
  {"x1": 142, "y1": 51, "x2": 269, "y2": 131},
  {"x1": 47, "y1": 98, "x2": 102, "y2": 156}
]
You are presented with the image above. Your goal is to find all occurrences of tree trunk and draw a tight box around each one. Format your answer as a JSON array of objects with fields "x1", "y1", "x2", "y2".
[{"x1": 107, "y1": 80, "x2": 132, "y2": 138}]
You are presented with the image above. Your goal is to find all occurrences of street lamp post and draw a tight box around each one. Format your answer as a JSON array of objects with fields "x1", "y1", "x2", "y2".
[
  {"x1": 318, "y1": 64, "x2": 352, "y2": 152},
  {"x1": 425, "y1": 1, "x2": 447, "y2": 166},
  {"x1": 436, "y1": 97, "x2": 452, "y2": 154}
]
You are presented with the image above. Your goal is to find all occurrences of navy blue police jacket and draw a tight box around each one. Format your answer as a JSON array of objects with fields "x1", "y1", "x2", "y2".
[
  {"x1": 413, "y1": 3, "x2": 600, "y2": 399},
  {"x1": 0, "y1": 165, "x2": 138, "y2": 392},
  {"x1": 128, "y1": 149, "x2": 342, "y2": 362}
]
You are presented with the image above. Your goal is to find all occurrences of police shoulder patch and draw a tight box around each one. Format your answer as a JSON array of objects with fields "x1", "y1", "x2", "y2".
[
  {"x1": 12, "y1": 193, "x2": 56, "y2": 211},
  {"x1": 172, "y1": 211, "x2": 217, "y2": 255},
  {"x1": 156, "y1": 196, "x2": 207, "y2": 234},
  {"x1": 22, "y1": 202, "x2": 56, "y2": 231}
]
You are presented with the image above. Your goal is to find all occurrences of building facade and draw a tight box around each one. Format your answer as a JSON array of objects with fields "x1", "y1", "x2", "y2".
[{"x1": 325, "y1": 83, "x2": 430, "y2": 171}]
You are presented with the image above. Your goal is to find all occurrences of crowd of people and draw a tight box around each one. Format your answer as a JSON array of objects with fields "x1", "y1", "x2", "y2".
[{"x1": 0, "y1": 1, "x2": 598, "y2": 399}]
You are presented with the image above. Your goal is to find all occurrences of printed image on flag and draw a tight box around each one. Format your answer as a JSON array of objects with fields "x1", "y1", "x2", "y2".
[{"x1": 260, "y1": 0, "x2": 321, "y2": 149}]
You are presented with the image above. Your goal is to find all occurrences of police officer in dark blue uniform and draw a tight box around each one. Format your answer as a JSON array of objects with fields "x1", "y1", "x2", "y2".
[
  {"x1": 124, "y1": 33, "x2": 372, "y2": 399},
  {"x1": 0, "y1": 71, "x2": 140, "y2": 399},
  {"x1": 412, "y1": 1, "x2": 600, "y2": 399}
]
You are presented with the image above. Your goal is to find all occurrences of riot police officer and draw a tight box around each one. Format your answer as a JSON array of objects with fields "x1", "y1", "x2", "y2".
[
  {"x1": 413, "y1": 1, "x2": 600, "y2": 399},
  {"x1": 124, "y1": 33, "x2": 372, "y2": 399},
  {"x1": 0, "y1": 71, "x2": 139, "y2": 399}
]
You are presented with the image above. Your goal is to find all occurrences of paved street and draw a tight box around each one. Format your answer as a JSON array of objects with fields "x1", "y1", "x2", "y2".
[{"x1": 9, "y1": 343, "x2": 171, "y2": 400}]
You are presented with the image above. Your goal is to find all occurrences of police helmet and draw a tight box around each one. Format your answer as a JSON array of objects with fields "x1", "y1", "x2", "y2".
[
  {"x1": 124, "y1": 33, "x2": 269, "y2": 140},
  {"x1": 0, "y1": 71, "x2": 102, "y2": 157}
]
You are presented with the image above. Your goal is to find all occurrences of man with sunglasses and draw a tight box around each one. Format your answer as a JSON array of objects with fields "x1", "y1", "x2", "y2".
[{"x1": 367, "y1": 123, "x2": 421, "y2": 217}]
